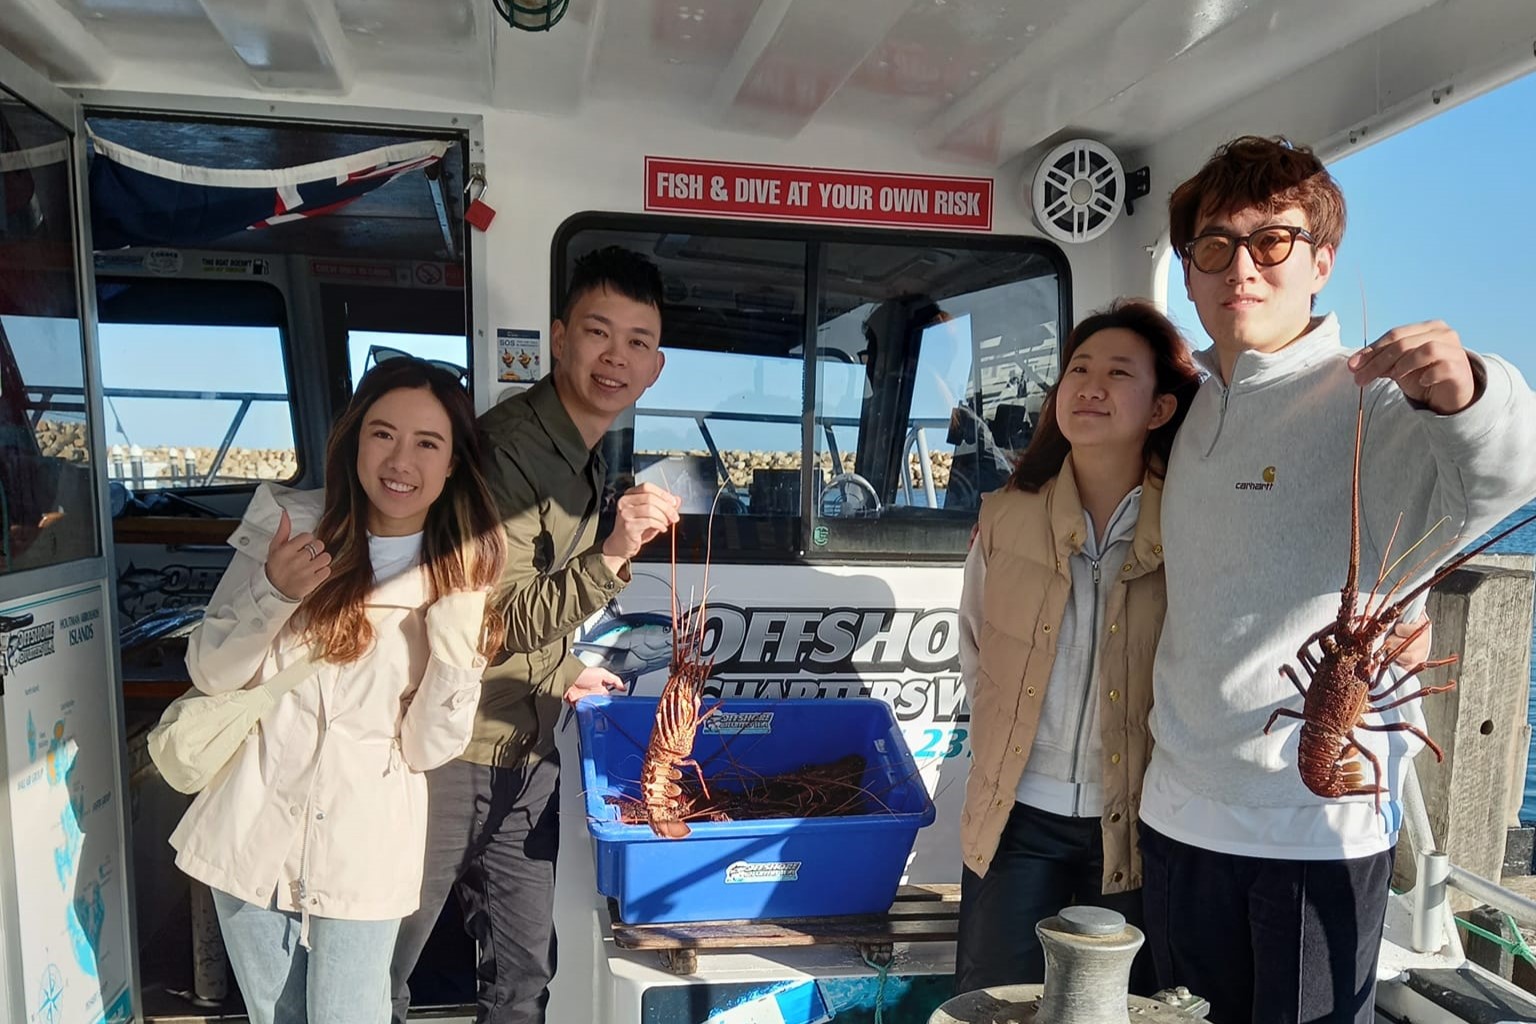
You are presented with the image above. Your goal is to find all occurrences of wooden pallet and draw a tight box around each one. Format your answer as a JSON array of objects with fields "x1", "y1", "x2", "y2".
[{"x1": 606, "y1": 883, "x2": 959, "y2": 975}]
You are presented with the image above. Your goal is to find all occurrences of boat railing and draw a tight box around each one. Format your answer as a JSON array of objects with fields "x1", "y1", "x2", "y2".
[{"x1": 1401, "y1": 755, "x2": 1536, "y2": 960}]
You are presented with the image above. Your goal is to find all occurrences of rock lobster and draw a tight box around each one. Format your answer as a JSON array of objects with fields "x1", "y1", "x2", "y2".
[
  {"x1": 1264, "y1": 387, "x2": 1536, "y2": 809},
  {"x1": 637, "y1": 515, "x2": 720, "y2": 838}
]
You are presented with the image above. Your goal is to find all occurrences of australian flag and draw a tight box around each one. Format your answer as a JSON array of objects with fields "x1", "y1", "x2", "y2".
[{"x1": 88, "y1": 133, "x2": 449, "y2": 250}]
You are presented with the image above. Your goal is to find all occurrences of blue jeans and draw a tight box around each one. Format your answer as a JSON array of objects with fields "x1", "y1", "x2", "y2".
[{"x1": 213, "y1": 889, "x2": 401, "y2": 1024}]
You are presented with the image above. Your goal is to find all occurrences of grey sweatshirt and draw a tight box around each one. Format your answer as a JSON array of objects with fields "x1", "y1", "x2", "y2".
[{"x1": 1142, "y1": 314, "x2": 1536, "y2": 857}]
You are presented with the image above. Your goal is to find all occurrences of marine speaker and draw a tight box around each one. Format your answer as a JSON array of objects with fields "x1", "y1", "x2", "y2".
[{"x1": 1030, "y1": 138, "x2": 1125, "y2": 244}]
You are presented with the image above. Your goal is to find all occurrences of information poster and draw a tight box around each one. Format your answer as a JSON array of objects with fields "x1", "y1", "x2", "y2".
[
  {"x1": 497, "y1": 328, "x2": 542, "y2": 382},
  {"x1": 2, "y1": 583, "x2": 133, "y2": 1024}
]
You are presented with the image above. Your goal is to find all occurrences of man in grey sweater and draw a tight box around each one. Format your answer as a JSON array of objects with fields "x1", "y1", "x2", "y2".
[{"x1": 1139, "y1": 135, "x2": 1536, "y2": 1023}]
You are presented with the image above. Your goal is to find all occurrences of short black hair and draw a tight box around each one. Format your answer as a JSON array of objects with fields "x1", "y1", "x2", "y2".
[{"x1": 560, "y1": 245, "x2": 665, "y2": 324}]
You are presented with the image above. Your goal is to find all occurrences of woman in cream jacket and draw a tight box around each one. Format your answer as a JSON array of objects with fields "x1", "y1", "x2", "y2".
[{"x1": 172, "y1": 357, "x2": 506, "y2": 1024}]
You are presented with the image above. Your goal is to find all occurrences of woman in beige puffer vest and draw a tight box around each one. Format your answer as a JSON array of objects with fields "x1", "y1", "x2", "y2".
[{"x1": 953, "y1": 301, "x2": 1198, "y2": 996}]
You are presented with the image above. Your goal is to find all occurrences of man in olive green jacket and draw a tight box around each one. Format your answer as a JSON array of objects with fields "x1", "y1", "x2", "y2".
[{"x1": 390, "y1": 246, "x2": 679, "y2": 1024}]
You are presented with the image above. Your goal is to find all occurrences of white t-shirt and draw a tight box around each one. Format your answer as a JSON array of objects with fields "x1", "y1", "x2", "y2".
[{"x1": 369, "y1": 531, "x2": 423, "y2": 583}]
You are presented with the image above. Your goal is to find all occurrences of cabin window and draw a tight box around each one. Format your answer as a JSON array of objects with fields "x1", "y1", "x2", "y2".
[
  {"x1": 350, "y1": 331, "x2": 469, "y2": 388},
  {"x1": 811, "y1": 243, "x2": 1062, "y2": 556},
  {"x1": 95, "y1": 278, "x2": 298, "y2": 491},
  {"x1": 330, "y1": 285, "x2": 471, "y2": 394},
  {"x1": 1, "y1": 89, "x2": 101, "y2": 575},
  {"x1": 556, "y1": 216, "x2": 1067, "y2": 563}
]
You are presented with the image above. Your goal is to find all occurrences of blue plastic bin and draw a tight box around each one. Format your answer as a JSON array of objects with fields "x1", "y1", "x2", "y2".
[{"x1": 576, "y1": 696, "x2": 936, "y2": 925}]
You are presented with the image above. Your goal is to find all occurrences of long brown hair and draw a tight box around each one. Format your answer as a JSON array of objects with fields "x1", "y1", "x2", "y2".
[
  {"x1": 300, "y1": 358, "x2": 507, "y2": 663},
  {"x1": 1007, "y1": 300, "x2": 1201, "y2": 493}
]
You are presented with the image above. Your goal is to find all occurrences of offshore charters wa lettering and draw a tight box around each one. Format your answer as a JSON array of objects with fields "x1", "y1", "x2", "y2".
[
  {"x1": 695, "y1": 604, "x2": 958, "y2": 672},
  {"x1": 683, "y1": 604, "x2": 969, "y2": 723}
]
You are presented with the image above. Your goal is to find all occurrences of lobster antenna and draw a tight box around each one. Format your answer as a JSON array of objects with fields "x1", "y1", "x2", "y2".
[
  {"x1": 1367, "y1": 515, "x2": 1454, "y2": 618},
  {"x1": 695, "y1": 486, "x2": 725, "y2": 651},
  {"x1": 670, "y1": 524, "x2": 680, "y2": 663},
  {"x1": 1370, "y1": 513, "x2": 1406, "y2": 612},
  {"x1": 1344, "y1": 281, "x2": 1368, "y2": 616},
  {"x1": 1386, "y1": 508, "x2": 1536, "y2": 618},
  {"x1": 1370, "y1": 520, "x2": 1460, "y2": 620}
]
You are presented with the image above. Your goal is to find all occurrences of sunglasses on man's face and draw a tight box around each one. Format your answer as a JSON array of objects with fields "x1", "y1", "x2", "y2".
[{"x1": 1179, "y1": 224, "x2": 1316, "y2": 275}]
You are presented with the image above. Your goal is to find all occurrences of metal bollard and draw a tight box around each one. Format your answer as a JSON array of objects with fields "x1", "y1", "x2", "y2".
[
  {"x1": 929, "y1": 906, "x2": 1202, "y2": 1022},
  {"x1": 1037, "y1": 907, "x2": 1145, "y2": 1022}
]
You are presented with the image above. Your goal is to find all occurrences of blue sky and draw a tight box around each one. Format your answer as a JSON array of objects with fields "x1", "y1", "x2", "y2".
[{"x1": 90, "y1": 326, "x2": 466, "y2": 451}]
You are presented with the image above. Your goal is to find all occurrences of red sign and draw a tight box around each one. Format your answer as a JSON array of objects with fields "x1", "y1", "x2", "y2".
[
  {"x1": 310, "y1": 259, "x2": 399, "y2": 284},
  {"x1": 644, "y1": 157, "x2": 993, "y2": 231}
]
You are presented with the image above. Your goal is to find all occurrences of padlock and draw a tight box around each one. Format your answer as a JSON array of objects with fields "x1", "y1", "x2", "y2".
[{"x1": 465, "y1": 175, "x2": 497, "y2": 232}]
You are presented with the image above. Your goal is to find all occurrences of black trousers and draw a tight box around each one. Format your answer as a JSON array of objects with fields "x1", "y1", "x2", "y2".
[
  {"x1": 389, "y1": 755, "x2": 561, "y2": 1024},
  {"x1": 1140, "y1": 825, "x2": 1394, "y2": 1024},
  {"x1": 954, "y1": 801, "x2": 1155, "y2": 996}
]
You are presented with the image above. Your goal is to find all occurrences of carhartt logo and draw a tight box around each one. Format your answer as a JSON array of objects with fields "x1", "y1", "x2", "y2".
[{"x1": 1236, "y1": 466, "x2": 1277, "y2": 492}]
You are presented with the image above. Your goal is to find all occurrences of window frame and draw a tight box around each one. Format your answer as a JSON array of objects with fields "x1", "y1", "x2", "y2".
[
  {"x1": 94, "y1": 275, "x2": 301, "y2": 495},
  {"x1": 318, "y1": 284, "x2": 472, "y2": 412},
  {"x1": 552, "y1": 211, "x2": 1071, "y2": 565}
]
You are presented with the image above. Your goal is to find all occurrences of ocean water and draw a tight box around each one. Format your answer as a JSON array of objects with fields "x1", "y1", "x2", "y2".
[{"x1": 1480, "y1": 499, "x2": 1536, "y2": 824}]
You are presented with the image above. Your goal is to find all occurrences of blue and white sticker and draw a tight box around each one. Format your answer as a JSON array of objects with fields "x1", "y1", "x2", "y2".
[
  {"x1": 725, "y1": 860, "x2": 801, "y2": 884},
  {"x1": 703, "y1": 711, "x2": 775, "y2": 735},
  {"x1": 704, "y1": 979, "x2": 831, "y2": 1024}
]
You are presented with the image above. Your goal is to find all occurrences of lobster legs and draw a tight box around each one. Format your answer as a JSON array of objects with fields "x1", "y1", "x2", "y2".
[
  {"x1": 1265, "y1": 707, "x2": 1389, "y2": 806},
  {"x1": 1267, "y1": 633, "x2": 1456, "y2": 811}
]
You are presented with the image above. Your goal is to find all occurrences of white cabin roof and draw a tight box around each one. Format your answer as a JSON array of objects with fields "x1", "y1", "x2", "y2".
[{"x1": 3, "y1": 0, "x2": 1533, "y2": 176}]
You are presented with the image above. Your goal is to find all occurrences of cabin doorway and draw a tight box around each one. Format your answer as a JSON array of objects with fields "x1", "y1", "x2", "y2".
[{"x1": 78, "y1": 101, "x2": 482, "y2": 1021}]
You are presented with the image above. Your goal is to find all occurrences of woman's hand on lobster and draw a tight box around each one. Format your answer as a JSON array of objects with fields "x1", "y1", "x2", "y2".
[
  {"x1": 564, "y1": 665, "x2": 625, "y2": 705},
  {"x1": 265, "y1": 510, "x2": 331, "y2": 601},
  {"x1": 1348, "y1": 320, "x2": 1477, "y2": 415}
]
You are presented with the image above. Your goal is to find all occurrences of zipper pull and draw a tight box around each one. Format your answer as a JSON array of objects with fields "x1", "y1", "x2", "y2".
[{"x1": 1091, "y1": 559, "x2": 1101, "y2": 584}]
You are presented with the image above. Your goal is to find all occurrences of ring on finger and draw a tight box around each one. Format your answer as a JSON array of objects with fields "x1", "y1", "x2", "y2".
[{"x1": 303, "y1": 542, "x2": 318, "y2": 560}]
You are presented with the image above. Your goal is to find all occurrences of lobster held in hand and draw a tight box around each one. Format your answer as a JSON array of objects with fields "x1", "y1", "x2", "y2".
[
  {"x1": 1264, "y1": 391, "x2": 1536, "y2": 810},
  {"x1": 637, "y1": 522, "x2": 721, "y2": 839},
  {"x1": 638, "y1": 631, "x2": 716, "y2": 839}
]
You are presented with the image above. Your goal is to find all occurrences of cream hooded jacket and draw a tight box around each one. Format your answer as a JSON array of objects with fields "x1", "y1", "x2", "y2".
[{"x1": 170, "y1": 484, "x2": 487, "y2": 923}]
